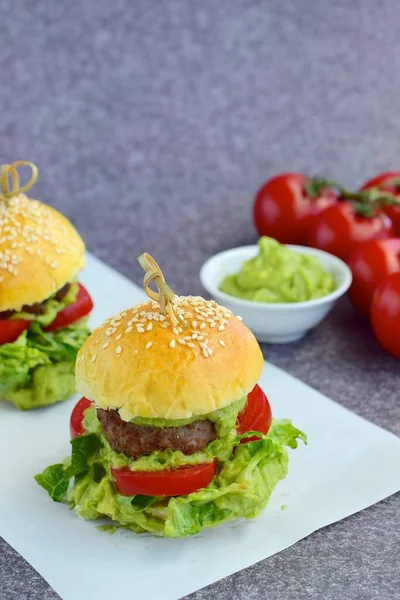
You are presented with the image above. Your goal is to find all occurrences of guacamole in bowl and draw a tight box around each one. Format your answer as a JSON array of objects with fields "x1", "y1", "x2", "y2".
[{"x1": 219, "y1": 236, "x2": 336, "y2": 303}]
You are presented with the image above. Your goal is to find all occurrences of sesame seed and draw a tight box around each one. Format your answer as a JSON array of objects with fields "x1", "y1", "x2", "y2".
[
  {"x1": 191, "y1": 333, "x2": 198, "y2": 339},
  {"x1": 218, "y1": 325, "x2": 224, "y2": 332},
  {"x1": 116, "y1": 334, "x2": 122, "y2": 341},
  {"x1": 116, "y1": 345, "x2": 122, "y2": 355},
  {"x1": 178, "y1": 338, "x2": 186, "y2": 345},
  {"x1": 173, "y1": 328, "x2": 179, "y2": 335},
  {"x1": 133, "y1": 350, "x2": 139, "y2": 355},
  {"x1": 137, "y1": 327, "x2": 145, "y2": 333},
  {"x1": 145, "y1": 342, "x2": 152, "y2": 350},
  {"x1": 102, "y1": 341, "x2": 110, "y2": 349},
  {"x1": 187, "y1": 342, "x2": 195, "y2": 348},
  {"x1": 236, "y1": 315, "x2": 243, "y2": 321},
  {"x1": 91, "y1": 354, "x2": 97, "y2": 362},
  {"x1": 169, "y1": 339, "x2": 176, "y2": 348},
  {"x1": 209, "y1": 322, "x2": 216, "y2": 328},
  {"x1": 125, "y1": 327, "x2": 133, "y2": 334},
  {"x1": 121, "y1": 312, "x2": 127, "y2": 317},
  {"x1": 105, "y1": 329, "x2": 113, "y2": 336},
  {"x1": 207, "y1": 348, "x2": 213, "y2": 356},
  {"x1": 202, "y1": 349, "x2": 209, "y2": 358},
  {"x1": 219, "y1": 340, "x2": 226, "y2": 347},
  {"x1": 159, "y1": 314, "x2": 166, "y2": 321},
  {"x1": 192, "y1": 321, "x2": 197, "y2": 328},
  {"x1": 146, "y1": 323, "x2": 153, "y2": 331},
  {"x1": 199, "y1": 342, "x2": 207, "y2": 349},
  {"x1": 200, "y1": 323, "x2": 206, "y2": 329},
  {"x1": 93, "y1": 340, "x2": 100, "y2": 345}
]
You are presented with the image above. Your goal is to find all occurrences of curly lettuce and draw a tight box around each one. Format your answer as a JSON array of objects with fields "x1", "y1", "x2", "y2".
[
  {"x1": 0, "y1": 320, "x2": 90, "y2": 409},
  {"x1": 35, "y1": 419, "x2": 306, "y2": 538}
]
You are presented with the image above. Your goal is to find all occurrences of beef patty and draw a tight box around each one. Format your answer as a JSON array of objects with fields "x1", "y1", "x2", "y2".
[
  {"x1": 0, "y1": 282, "x2": 71, "y2": 320},
  {"x1": 97, "y1": 408, "x2": 217, "y2": 460}
]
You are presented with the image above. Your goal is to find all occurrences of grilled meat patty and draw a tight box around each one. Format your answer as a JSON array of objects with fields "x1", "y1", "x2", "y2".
[{"x1": 97, "y1": 408, "x2": 217, "y2": 459}]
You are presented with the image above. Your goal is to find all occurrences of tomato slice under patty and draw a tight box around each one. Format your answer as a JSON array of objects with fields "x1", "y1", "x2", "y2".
[
  {"x1": 0, "y1": 319, "x2": 30, "y2": 345},
  {"x1": 45, "y1": 284, "x2": 93, "y2": 332},
  {"x1": 111, "y1": 461, "x2": 217, "y2": 497}
]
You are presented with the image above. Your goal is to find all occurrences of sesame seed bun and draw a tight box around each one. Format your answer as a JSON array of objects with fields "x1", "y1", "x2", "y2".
[
  {"x1": 75, "y1": 297, "x2": 263, "y2": 421},
  {"x1": 0, "y1": 194, "x2": 85, "y2": 311}
]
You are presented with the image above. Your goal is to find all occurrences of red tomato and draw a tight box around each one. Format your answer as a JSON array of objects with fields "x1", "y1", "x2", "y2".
[
  {"x1": 361, "y1": 172, "x2": 400, "y2": 234},
  {"x1": 45, "y1": 284, "x2": 93, "y2": 332},
  {"x1": 370, "y1": 272, "x2": 400, "y2": 359},
  {"x1": 111, "y1": 461, "x2": 217, "y2": 497},
  {"x1": 307, "y1": 202, "x2": 395, "y2": 262},
  {"x1": 237, "y1": 384, "x2": 272, "y2": 442},
  {"x1": 70, "y1": 397, "x2": 93, "y2": 438},
  {"x1": 253, "y1": 173, "x2": 337, "y2": 245},
  {"x1": 348, "y1": 239, "x2": 400, "y2": 317},
  {"x1": 0, "y1": 319, "x2": 30, "y2": 345}
]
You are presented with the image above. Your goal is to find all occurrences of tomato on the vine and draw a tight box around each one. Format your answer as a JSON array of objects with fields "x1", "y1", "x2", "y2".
[
  {"x1": 361, "y1": 172, "x2": 400, "y2": 234},
  {"x1": 348, "y1": 239, "x2": 400, "y2": 317},
  {"x1": 307, "y1": 202, "x2": 395, "y2": 262},
  {"x1": 370, "y1": 272, "x2": 400, "y2": 359},
  {"x1": 253, "y1": 173, "x2": 338, "y2": 245}
]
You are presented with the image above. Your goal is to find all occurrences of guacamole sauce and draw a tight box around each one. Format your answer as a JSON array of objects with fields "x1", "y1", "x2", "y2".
[{"x1": 220, "y1": 236, "x2": 336, "y2": 303}]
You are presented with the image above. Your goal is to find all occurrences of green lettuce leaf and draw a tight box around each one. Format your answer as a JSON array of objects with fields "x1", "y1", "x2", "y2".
[
  {"x1": 26, "y1": 319, "x2": 91, "y2": 363},
  {"x1": 0, "y1": 331, "x2": 50, "y2": 395},
  {"x1": 1, "y1": 318, "x2": 90, "y2": 408},
  {"x1": 35, "y1": 433, "x2": 103, "y2": 501},
  {"x1": 3, "y1": 361, "x2": 76, "y2": 410},
  {"x1": 12, "y1": 283, "x2": 79, "y2": 327},
  {"x1": 35, "y1": 420, "x2": 306, "y2": 538}
]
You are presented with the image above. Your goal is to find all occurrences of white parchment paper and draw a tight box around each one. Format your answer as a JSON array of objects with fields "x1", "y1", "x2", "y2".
[{"x1": 1, "y1": 253, "x2": 399, "y2": 600}]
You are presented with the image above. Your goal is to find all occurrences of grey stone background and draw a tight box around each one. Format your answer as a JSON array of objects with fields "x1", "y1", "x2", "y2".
[{"x1": 1, "y1": 1, "x2": 399, "y2": 599}]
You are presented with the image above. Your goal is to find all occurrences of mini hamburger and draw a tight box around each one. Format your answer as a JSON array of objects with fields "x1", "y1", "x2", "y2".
[
  {"x1": 36, "y1": 254, "x2": 305, "y2": 538},
  {"x1": 0, "y1": 162, "x2": 93, "y2": 409}
]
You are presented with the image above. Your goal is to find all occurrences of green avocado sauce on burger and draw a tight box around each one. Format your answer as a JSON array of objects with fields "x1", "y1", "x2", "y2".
[{"x1": 219, "y1": 236, "x2": 336, "y2": 303}]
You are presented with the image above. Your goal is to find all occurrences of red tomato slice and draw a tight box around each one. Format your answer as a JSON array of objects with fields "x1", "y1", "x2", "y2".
[
  {"x1": 237, "y1": 384, "x2": 272, "y2": 442},
  {"x1": 348, "y1": 239, "x2": 400, "y2": 317},
  {"x1": 70, "y1": 397, "x2": 93, "y2": 438},
  {"x1": 45, "y1": 284, "x2": 93, "y2": 332},
  {"x1": 0, "y1": 319, "x2": 30, "y2": 345},
  {"x1": 111, "y1": 461, "x2": 217, "y2": 497},
  {"x1": 370, "y1": 272, "x2": 400, "y2": 359}
]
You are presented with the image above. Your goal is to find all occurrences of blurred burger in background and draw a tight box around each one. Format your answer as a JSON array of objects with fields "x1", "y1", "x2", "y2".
[{"x1": 0, "y1": 161, "x2": 93, "y2": 410}]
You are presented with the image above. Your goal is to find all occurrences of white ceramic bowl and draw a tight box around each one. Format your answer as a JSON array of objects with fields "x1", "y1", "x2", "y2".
[{"x1": 200, "y1": 244, "x2": 352, "y2": 344}]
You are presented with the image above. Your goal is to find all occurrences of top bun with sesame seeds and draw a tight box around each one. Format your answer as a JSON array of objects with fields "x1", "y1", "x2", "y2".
[
  {"x1": 0, "y1": 193, "x2": 85, "y2": 312},
  {"x1": 75, "y1": 296, "x2": 263, "y2": 422}
]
